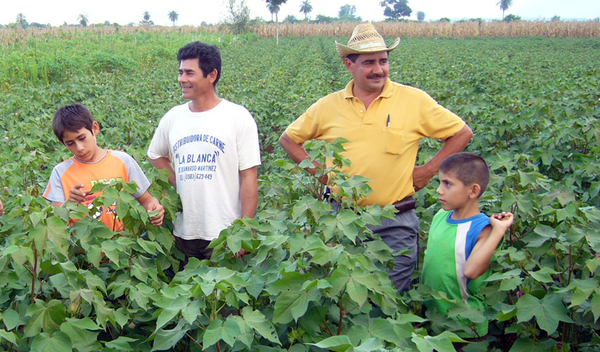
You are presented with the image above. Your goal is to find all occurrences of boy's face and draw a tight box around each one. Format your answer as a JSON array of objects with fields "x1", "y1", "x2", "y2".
[
  {"x1": 62, "y1": 121, "x2": 102, "y2": 163},
  {"x1": 436, "y1": 171, "x2": 475, "y2": 211}
]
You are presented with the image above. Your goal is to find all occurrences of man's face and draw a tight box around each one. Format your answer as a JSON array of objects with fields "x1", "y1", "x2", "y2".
[
  {"x1": 178, "y1": 58, "x2": 216, "y2": 101},
  {"x1": 344, "y1": 52, "x2": 389, "y2": 95}
]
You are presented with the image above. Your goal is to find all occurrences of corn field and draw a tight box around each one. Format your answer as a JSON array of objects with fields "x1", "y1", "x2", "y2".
[{"x1": 1, "y1": 20, "x2": 599, "y2": 48}]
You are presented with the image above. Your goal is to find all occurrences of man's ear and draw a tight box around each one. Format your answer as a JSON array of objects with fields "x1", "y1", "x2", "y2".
[
  {"x1": 208, "y1": 69, "x2": 218, "y2": 84},
  {"x1": 344, "y1": 58, "x2": 354, "y2": 72}
]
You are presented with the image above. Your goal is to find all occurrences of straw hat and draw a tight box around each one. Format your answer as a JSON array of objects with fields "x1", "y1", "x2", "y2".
[{"x1": 335, "y1": 23, "x2": 400, "y2": 59}]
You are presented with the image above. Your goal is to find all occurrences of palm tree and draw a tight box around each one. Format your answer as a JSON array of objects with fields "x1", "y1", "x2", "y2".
[
  {"x1": 299, "y1": 0, "x2": 312, "y2": 20},
  {"x1": 267, "y1": 2, "x2": 279, "y2": 22},
  {"x1": 266, "y1": 0, "x2": 287, "y2": 44},
  {"x1": 168, "y1": 11, "x2": 179, "y2": 26},
  {"x1": 497, "y1": 0, "x2": 513, "y2": 20},
  {"x1": 78, "y1": 14, "x2": 89, "y2": 27},
  {"x1": 143, "y1": 11, "x2": 151, "y2": 22}
]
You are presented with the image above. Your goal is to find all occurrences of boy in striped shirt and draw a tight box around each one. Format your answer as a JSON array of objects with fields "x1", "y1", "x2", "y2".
[
  {"x1": 44, "y1": 104, "x2": 164, "y2": 231},
  {"x1": 422, "y1": 152, "x2": 513, "y2": 337}
]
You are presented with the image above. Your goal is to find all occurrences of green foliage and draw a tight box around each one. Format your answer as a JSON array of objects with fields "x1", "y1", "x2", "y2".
[
  {"x1": 0, "y1": 30, "x2": 599, "y2": 350},
  {"x1": 503, "y1": 14, "x2": 522, "y2": 22},
  {"x1": 380, "y1": 0, "x2": 412, "y2": 19}
]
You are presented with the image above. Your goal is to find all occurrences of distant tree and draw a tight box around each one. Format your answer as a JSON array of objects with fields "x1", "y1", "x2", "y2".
[
  {"x1": 16, "y1": 13, "x2": 28, "y2": 28},
  {"x1": 339, "y1": 4, "x2": 361, "y2": 21},
  {"x1": 140, "y1": 11, "x2": 154, "y2": 26},
  {"x1": 497, "y1": 0, "x2": 512, "y2": 20},
  {"x1": 380, "y1": 0, "x2": 412, "y2": 19},
  {"x1": 439, "y1": 17, "x2": 451, "y2": 22},
  {"x1": 265, "y1": 0, "x2": 287, "y2": 44},
  {"x1": 78, "y1": 14, "x2": 89, "y2": 27},
  {"x1": 417, "y1": 11, "x2": 425, "y2": 21},
  {"x1": 226, "y1": 0, "x2": 251, "y2": 34},
  {"x1": 284, "y1": 15, "x2": 299, "y2": 23},
  {"x1": 314, "y1": 14, "x2": 336, "y2": 23},
  {"x1": 503, "y1": 14, "x2": 521, "y2": 22},
  {"x1": 168, "y1": 11, "x2": 179, "y2": 26},
  {"x1": 299, "y1": 0, "x2": 313, "y2": 20},
  {"x1": 551, "y1": 15, "x2": 560, "y2": 22}
]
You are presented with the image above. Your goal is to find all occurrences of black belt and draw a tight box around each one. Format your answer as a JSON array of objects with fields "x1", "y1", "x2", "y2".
[{"x1": 393, "y1": 196, "x2": 416, "y2": 213}]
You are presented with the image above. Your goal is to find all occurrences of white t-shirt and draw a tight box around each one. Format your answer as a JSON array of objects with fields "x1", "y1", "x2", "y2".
[{"x1": 147, "y1": 99, "x2": 261, "y2": 240}]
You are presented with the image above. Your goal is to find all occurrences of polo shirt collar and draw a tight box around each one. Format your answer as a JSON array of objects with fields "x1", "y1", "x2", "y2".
[{"x1": 343, "y1": 78, "x2": 394, "y2": 100}]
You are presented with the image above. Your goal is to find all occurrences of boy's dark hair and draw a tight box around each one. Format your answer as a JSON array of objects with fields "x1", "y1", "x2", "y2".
[
  {"x1": 52, "y1": 104, "x2": 95, "y2": 143},
  {"x1": 439, "y1": 152, "x2": 490, "y2": 197},
  {"x1": 177, "y1": 41, "x2": 221, "y2": 87}
]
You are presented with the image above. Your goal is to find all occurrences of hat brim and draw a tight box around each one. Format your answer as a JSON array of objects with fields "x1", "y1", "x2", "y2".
[{"x1": 335, "y1": 37, "x2": 401, "y2": 59}]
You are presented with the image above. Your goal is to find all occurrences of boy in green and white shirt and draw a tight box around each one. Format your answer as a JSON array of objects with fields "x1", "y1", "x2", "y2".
[{"x1": 422, "y1": 153, "x2": 514, "y2": 337}]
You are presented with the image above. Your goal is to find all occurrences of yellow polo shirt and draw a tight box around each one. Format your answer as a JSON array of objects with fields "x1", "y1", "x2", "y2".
[{"x1": 285, "y1": 79, "x2": 466, "y2": 207}]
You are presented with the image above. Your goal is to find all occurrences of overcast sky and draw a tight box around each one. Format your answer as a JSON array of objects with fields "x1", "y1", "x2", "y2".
[{"x1": 1, "y1": 0, "x2": 598, "y2": 27}]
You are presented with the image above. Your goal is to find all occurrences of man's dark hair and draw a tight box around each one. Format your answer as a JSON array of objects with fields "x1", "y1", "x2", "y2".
[
  {"x1": 177, "y1": 41, "x2": 221, "y2": 87},
  {"x1": 439, "y1": 152, "x2": 490, "y2": 197},
  {"x1": 52, "y1": 104, "x2": 95, "y2": 143},
  {"x1": 345, "y1": 51, "x2": 390, "y2": 63}
]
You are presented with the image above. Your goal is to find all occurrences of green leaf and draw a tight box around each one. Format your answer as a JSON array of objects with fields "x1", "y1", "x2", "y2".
[
  {"x1": 529, "y1": 267, "x2": 559, "y2": 283},
  {"x1": 240, "y1": 307, "x2": 280, "y2": 344},
  {"x1": 31, "y1": 332, "x2": 72, "y2": 352},
  {"x1": 104, "y1": 336, "x2": 137, "y2": 350},
  {"x1": 516, "y1": 294, "x2": 573, "y2": 334},
  {"x1": 60, "y1": 320, "x2": 102, "y2": 352},
  {"x1": 24, "y1": 299, "x2": 68, "y2": 337},
  {"x1": 0, "y1": 330, "x2": 17, "y2": 346},
  {"x1": 411, "y1": 331, "x2": 465, "y2": 352},
  {"x1": 154, "y1": 296, "x2": 190, "y2": 332},
  {"x1": 591, "y1": 294, "x2": 600, "y2": 322},
  {"x1": 152, "y1": 319, "x2": 189, "y2": 351},
  {"x1": 202, "y1": 318, "x2": 240, "y2": 348},
  {"x1": 508, "y1": 338, "x2": 551, "y2": 352},
  {"x1": 309, "y1": 335, "x2": 353, "y2": 351},
  {"x1": 2, "y1": 309, "x2": 20, "y2": 330},
  {"x1": 273, "y1": 285, "x2": 320, "y2": 324}
]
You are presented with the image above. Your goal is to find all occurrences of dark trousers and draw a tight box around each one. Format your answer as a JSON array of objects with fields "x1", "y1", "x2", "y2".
[
  {"x1": 174, "y1": 236, "x2": 213, "y2": 264},
  {"x1": 369, "y1": 209, "x2": 419, "y2": 291}
]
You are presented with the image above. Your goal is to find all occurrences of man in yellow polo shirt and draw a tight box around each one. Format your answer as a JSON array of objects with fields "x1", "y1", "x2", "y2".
[{"x1": 279, "y1": 23, "x2": 473, "y2": 291}]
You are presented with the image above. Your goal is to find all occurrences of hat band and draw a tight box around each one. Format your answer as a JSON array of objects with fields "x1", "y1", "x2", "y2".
[{"x1": 350, "y1": 41, "x2": 387, "y2": 51}]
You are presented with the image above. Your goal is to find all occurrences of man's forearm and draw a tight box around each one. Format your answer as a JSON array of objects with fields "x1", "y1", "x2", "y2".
[
  {"x1": 240, "y1": 166, "x2": 258, "y2": 218},
  {"x1": 422, "y1": 124, "x2": 473, "y2": 178},
  {"x1": 279, "y1": 132, "x2": 327, "y2": 183}
]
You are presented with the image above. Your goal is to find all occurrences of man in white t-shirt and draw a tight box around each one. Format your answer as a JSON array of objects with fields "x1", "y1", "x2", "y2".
[{"x1": 147, "y1": 41, "x2": 261, "y2": 261}]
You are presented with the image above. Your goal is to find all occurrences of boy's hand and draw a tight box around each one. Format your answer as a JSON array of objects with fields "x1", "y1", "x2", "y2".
[
  {"x1": 67, "y1": 184, "x2": 90, "y2": 204},
  {"x1": 147, "y1": 202, "x2": 165, "y2": 227},
  {"x1": 490, "y1": 212, "x2": 514, "y2": 232}
]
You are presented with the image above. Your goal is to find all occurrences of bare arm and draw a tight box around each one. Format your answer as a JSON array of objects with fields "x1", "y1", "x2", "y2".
[
  {"x1": 279, "y1": 132, "x2": 327, "y2": 184},
  {"x1": 149, "y1": 157, "x2": 177, "y2": 189},
  {"x1": 136, "y1": 191, "x2": 165, "y2": 227},
  {"x1": 463, "y1": 212, "x2": 514, "y2": 279},
  {"x1": 413, "y1": 124, "x2": 474, "y2": 191},
  {"x1": 239, "y1": 166, "x2": 258, "y2": 218}
]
